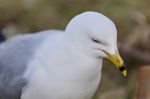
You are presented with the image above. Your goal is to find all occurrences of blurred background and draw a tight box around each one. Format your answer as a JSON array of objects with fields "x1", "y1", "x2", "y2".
[{"x1": 0, "y1": 0, "x2": 150, "y2": 99}]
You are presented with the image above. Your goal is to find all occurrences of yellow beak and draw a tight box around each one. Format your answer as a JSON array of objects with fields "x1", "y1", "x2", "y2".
[{"x1": 103, "y1": 49, "x2": 127, "y2": 77}]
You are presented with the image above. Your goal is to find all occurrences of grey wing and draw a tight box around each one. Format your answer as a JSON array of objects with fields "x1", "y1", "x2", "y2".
[{"x1": 0, "y1": 33, "x2": 47, "y2": 99}]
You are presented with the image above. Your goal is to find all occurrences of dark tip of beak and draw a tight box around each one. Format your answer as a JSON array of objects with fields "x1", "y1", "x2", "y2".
[{"x1": 119, "y1": 64, "x2": 126, "y2": 72}]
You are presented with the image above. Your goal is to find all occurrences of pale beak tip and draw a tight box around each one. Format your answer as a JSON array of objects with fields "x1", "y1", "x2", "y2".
[
  {"x1": 122, "y1": 69, "x2": 127, "y2": 77},
  {"x1": 119, "y1": 64, "x2": 127, "y2": 77}
]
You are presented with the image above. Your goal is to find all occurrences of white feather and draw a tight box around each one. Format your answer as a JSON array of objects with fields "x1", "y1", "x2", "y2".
[{"x1": 3, "y1": 11, "x2": 117, "y2": 99}]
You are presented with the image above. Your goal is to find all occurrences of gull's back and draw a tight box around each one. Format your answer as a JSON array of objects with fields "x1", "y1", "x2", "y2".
[{"x1": 0, "y1": 30, "x2": 62, "y2": 99}]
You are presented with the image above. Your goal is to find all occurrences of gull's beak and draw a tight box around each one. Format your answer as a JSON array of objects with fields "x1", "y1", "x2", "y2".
[{"x1": 103, "y1": 49, "x2": 127, "y2": 77}]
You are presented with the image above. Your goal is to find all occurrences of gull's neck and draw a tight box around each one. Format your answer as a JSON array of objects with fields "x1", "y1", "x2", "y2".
[
  {"x1": 34, "y1": 30, "x2": 103, "y2": 99},
  {"x1": 62, "y1": 35, "x2": 102, "y2": 99},
  {"x1": 63, "y1": 29, "x2": 103, "y2": 80}
]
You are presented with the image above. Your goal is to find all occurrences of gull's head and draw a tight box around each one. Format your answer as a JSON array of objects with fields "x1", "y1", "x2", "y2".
[{"x1": 65, "y1": 11, "x2": 127, "y2": 77}]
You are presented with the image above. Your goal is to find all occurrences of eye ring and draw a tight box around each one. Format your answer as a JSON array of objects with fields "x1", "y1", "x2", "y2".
[
  {"x1": 91, "y1": 38, "x2": 102, "y2": 44},
  {"x1": 91, "y1": 37, "x2": 107, "y2": 45}
]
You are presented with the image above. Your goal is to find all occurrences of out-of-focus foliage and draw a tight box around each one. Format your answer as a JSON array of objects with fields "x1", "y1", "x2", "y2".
[
  {"x1": 0, "y1": 0, "x2": 150, "y2": 99},
  {"x1": 0, "y1": 0, "x2": 149, "y2": 36}
]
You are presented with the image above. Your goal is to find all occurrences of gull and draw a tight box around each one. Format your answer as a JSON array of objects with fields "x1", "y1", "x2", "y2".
[{"x1": 0, "y1": 11, "x2": 127, "y2": 99}]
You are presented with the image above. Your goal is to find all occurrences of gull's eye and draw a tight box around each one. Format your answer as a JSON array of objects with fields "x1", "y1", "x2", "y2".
[{"x1": 91, "y1": 38, "x2": 102, "y2": 44}]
